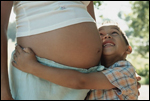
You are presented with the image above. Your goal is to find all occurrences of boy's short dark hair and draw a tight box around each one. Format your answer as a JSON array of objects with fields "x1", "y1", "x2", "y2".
[{"x1": 99, "y1": 20, "x2": 129, "y2": 45}]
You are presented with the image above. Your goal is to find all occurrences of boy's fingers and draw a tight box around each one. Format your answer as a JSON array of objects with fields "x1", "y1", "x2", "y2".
[
  {"x1": 137, "y1": 82, "x2": 141, "y2": 89},
  {"x1": 16, "y1": 45, "x2": 24, "y2": 54},
  {"x1": 12, "y1": 61, "x2": 17, "y2": 67},
  {"x1": 15, "y1": 51, "x2": 20, "y2": 56},
  {"x1": 24, "y1": 47, "x2": 35, "y2": 54},
  {"x1": 135, "y1": 72, "x2": 141, "y2": 81},
  {"x1": 13, "y1": 53, "x2": 17, "y2": 60},
  {"x1": 138, "y1": 91, "x2": 140, "y2": 96},
  {"x1": 13, "y1": 51, "x2": 20, "y2": 61},
  {"x1": 23, "y1": 48, "x2": 30, "y2": 53},
  {"x1": 136, "y1": 76, "x2": 141, "y2": 81}
]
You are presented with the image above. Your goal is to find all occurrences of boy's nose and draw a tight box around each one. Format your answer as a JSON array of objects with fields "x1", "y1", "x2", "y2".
[{"x1": 103, "y1": 34, "x2": 112, "y2": 39}]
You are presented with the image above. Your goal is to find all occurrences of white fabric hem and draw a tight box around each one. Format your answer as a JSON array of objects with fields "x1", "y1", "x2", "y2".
[{"x1": 16, "y1": 18, "x2": 95, "y2": 37}]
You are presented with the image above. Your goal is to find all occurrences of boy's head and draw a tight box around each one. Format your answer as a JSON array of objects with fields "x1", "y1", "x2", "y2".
[{"x1": 98, "y1": 21, "x2": 132, "y2": 60}]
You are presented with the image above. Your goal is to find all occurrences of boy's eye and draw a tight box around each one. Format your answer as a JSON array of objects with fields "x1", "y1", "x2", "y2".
[
  {"x1": 99, "y1": 33, "x2": 103, "y2": 36},
  {"x1": 112, "y1": 32, "x2": 118, "y2": 35}
]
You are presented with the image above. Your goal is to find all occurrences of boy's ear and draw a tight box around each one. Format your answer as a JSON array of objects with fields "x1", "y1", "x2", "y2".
[{"x1": 126, "y1": 46, "x2": 132, "y2": 54}]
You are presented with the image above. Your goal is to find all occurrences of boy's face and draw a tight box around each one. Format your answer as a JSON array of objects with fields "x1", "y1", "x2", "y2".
[{"x1": 98, "y1": 25, "x2": 130, "y2": 59}]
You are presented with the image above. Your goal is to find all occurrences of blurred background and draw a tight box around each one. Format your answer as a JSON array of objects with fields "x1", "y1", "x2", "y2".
[{"x1": 7, "y1": 1, "x2": 149, "y2": 100}]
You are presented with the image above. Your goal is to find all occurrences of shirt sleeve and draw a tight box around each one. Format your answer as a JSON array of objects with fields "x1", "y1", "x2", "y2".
[{"x1": 102, "y1": 64, "x2": 138, "y2": 96}]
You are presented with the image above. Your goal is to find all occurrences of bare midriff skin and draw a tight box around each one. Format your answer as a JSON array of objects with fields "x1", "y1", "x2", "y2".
[{"x1": 17, "y1": 22, "x2": 102, "y2": 69}]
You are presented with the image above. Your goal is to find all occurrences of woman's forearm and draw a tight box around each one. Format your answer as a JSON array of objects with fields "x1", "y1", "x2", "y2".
[
  {"x1": 1, "y1": 1, "x2": 13, "y2": 99},
  {"x1": 87, "y1": 1, "x2": 96, "y2": 21},
  {"x1": 1, "y1": 31, "x2": 13, "y2": 100}
]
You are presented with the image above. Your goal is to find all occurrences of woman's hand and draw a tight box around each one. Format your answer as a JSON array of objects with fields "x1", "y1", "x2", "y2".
[{"x1": 12, "y1": 45, "x2": 38, "y2": 74}]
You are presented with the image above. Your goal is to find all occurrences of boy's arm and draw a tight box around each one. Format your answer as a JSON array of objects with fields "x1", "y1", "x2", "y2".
[
  {"x1": 13, "y1": 45, "x2": 115, "y2": 90},
  {"x1": 30, "y1": 63, "x2": 115, "y2": 89}
]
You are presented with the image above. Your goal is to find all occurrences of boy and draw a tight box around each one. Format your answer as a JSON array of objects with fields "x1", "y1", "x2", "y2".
[{"x1": 12, "y1": 21, "x2": 139, "y2": 100}]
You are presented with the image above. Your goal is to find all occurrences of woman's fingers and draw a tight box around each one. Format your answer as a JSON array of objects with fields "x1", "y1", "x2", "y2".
[{"x1": 15, "y1": 45, "x2": 24, "y2": 54}]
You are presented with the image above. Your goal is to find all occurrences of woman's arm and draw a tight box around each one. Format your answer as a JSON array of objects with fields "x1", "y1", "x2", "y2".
[
  {"x1": 13, "y1": 45, "x2": 115, "y2": 90},
  {"x1": 1, "y1": 1, "x2": 14, "y2": 100},
  {"x1": 87, "y1": 1, "x2": 96, "y2": 21}
]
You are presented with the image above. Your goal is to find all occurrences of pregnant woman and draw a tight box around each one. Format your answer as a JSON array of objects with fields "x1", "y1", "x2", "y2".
[{"x1": 1, "y1": 1, "x2": 102, "y2": 100}]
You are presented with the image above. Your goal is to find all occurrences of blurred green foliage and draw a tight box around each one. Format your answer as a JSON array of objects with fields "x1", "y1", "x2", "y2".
[
  {"x1": 126, "y1": 2, "x2": 149, "y2": 84},
  {"x1": 116, "y1": 1, "x2": 149, "y2": 84},
  {"x1": 136, "y1": 64, "x2": 149, "y2": 77},
  {"x1": 137, "y1": 64, "x2": 149, "y2": 84},
  {"x1": 129, "y1": 1, "x2": 149, "y2": 38},
  {"x1": 93, "y1": 1, "x2": 103, "y2": 9},
  {"x1": 125, "y1": 1, "x2": 149, "y2": 57}
]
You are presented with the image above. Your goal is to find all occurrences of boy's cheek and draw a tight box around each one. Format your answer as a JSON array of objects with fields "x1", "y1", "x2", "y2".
[{"x1": 100, "y1": 36, "x2": 103, "y2": 40}]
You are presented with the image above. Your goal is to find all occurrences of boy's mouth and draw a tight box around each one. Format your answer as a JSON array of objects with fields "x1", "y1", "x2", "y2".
[{"x1": 103, "y1": 40, "x2": 115, "y2": 47}]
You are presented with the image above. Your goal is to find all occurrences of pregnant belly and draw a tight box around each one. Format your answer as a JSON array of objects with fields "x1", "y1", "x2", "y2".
[{"x1": 17, "y1": 22, "x2": 102, "y2": 68}]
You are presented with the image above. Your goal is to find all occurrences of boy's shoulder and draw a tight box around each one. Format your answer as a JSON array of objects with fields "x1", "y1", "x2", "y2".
[
  {"x1": 112, "y1": 60, "x2": 133, "y2": 67},
  {"x1": 107, "y1": 60, "x2": 135, "y2": 74},
  {"x1": 110, "y1": 60, "x2": 134, "y2": 69},
  {"x1": 102, "y1": 60, "x2": 136, "y2": 77}
]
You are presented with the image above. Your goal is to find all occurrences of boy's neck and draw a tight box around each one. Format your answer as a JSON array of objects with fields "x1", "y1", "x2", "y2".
[{"x1": 101, "y1": 55, "x2": 125, "y2": 68}]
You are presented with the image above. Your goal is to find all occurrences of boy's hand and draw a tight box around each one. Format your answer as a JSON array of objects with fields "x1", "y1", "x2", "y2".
[
  {"x1": 136, "y1": 73, "x2": 141, "y2": 96},
  {"x1": 12, "y1": 45, "x2": 37, "y2": 74}
]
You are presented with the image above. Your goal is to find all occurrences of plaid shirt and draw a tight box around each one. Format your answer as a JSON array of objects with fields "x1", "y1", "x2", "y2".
[{"x1": 86, "y1": 60, "x2": 138, "y2": 100}]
